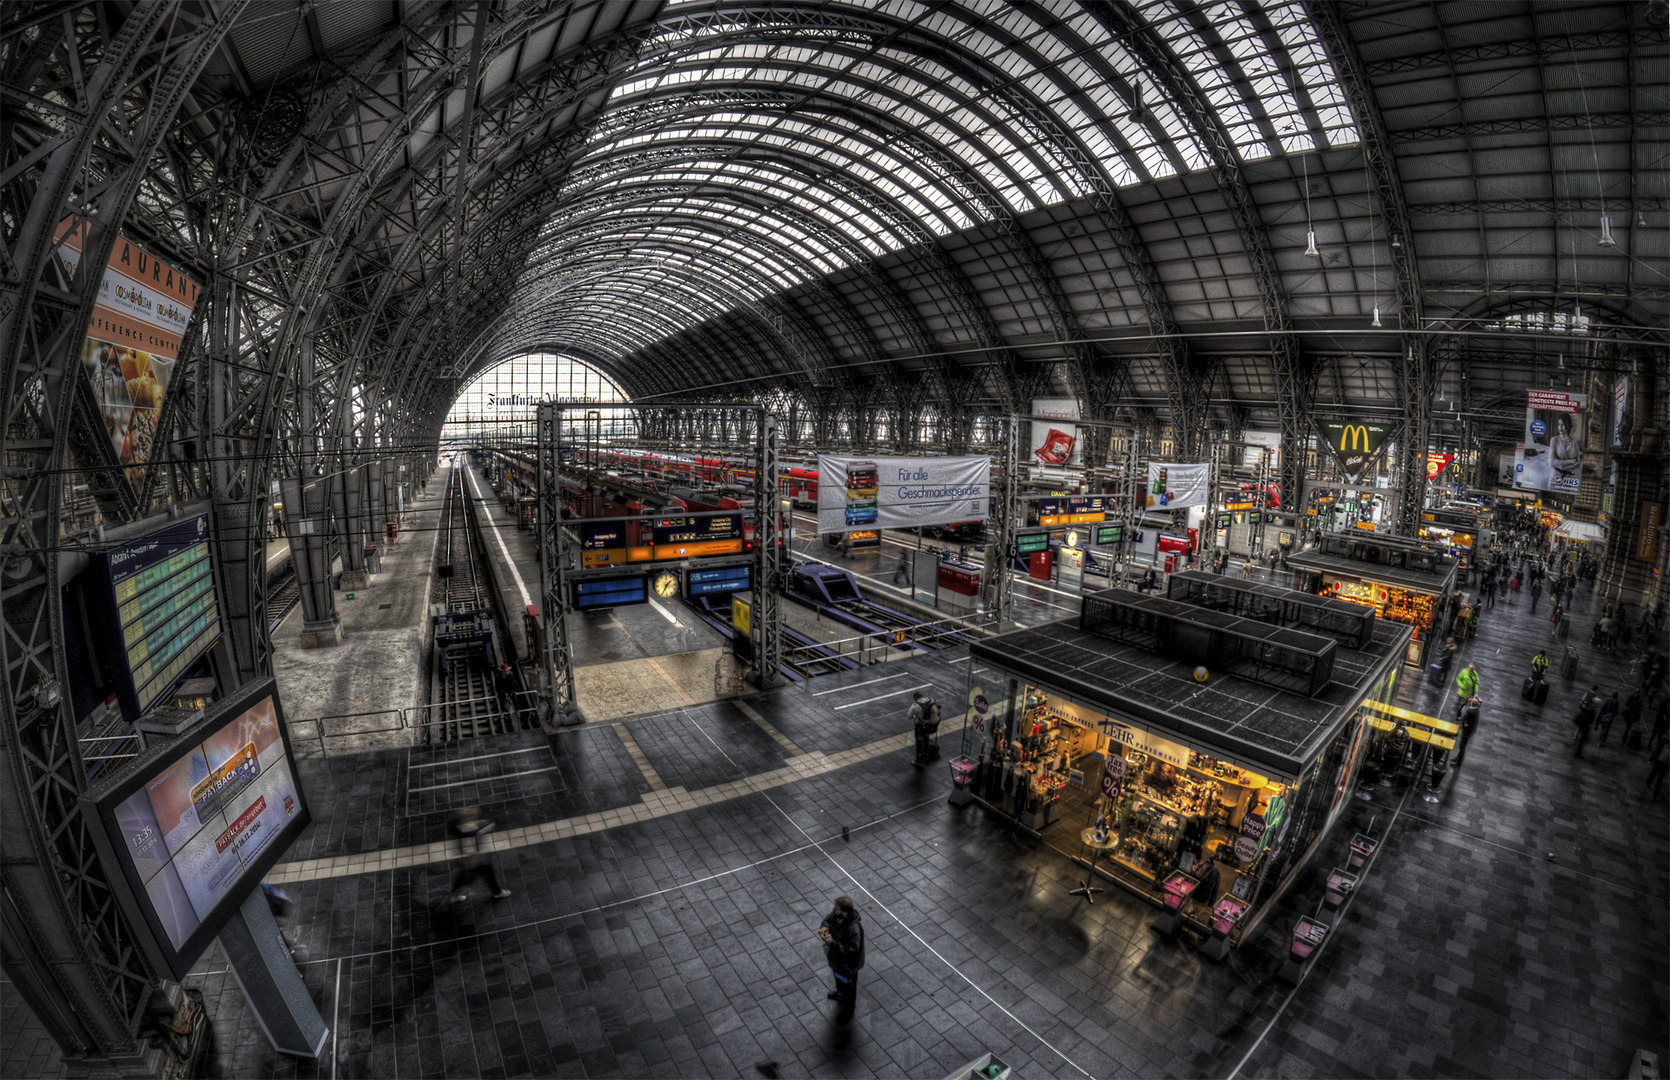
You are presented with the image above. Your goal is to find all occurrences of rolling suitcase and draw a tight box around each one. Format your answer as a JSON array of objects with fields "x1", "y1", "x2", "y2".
[
  {"x1": 1522, "y1": 676, "x2": 1536, "y2": 701},
  {"x1": 1532, "y1": 680, "x2": 1549, "y2": 705}
]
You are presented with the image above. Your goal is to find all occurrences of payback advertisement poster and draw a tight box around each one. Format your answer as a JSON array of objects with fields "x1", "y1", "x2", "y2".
[
  {"x1": 816, "y1": 455, "x2": 989, "y2": 534},
  {"x1": 1517, "y1": 390, "x2": 1586, "y2": 494},
  {"x1": 1143, "y1": 462, "x2": 1211, "y2": 510},
  {"x1": 55, "y1": 219, "x2": 201, "y2": 492}
]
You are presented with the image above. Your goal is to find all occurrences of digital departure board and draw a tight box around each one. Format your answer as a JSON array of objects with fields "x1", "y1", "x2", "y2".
[
  {"x1": 688, "y1": 565, "x2": 752, "y2": 597},
  {"x1": 1016, "y1": 531, "x2": 1051, "y2": 555},
  {"x1": 653, "y1": 513, "x2": 742, "y2": 546},
  {"x1": 93, "y1": 515, "x2": 223, "y2": 721},
  {"x1": 1094, "y1": 524, "x2": 1123, "y2": 547},
  {"x1": 89, "y1": 678, "x2": 309, "y2": 979},
  {"x1": 573, "y1": 575, "x2": 648, "y2": 609}
]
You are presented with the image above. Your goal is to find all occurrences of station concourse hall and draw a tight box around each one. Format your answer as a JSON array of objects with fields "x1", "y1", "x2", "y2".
[{"x1": 1, "y1": 2, "x2": 1667, "y2": 1079}]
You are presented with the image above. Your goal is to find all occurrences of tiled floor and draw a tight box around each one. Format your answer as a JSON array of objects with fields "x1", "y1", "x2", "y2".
[{"x1": 6, "y1": 565, "x2": 1665, "y2": 1080}]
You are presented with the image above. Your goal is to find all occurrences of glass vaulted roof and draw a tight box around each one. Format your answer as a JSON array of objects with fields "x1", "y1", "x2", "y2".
[{"x1": 481, "y1": 0, "x2": 1357, "y2": 371}]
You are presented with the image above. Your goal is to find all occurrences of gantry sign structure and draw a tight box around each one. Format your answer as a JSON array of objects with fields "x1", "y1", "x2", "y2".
[{"x1": 1, "y1": 0, "x2": 1665, "y2": 1065}]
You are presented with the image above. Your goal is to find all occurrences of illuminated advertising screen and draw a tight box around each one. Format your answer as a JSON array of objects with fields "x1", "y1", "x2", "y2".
[{"x1": 89, "y1": 678, "x2": 309, "y2": 978}]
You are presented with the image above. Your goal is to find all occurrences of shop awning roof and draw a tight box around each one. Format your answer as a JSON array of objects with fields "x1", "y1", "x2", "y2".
[
  {"x1": 970, "y1": 613, "x2": 1411, "y2": 783},
  {"x1": 1554, "y1": 520, "x2": 1606, "y2": 542},
  {"x1": 1286, "y1": 549, "x2": 1458, "y2": 594}
]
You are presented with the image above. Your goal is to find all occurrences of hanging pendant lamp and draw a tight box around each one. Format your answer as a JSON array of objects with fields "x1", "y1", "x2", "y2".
[
  {"x1": 1598, "y1": 214, "x2": 1617, "y2": 247},
  {"x1": 1304, "y1": 230, "x2": 1319, "y2": 258},
  {"x1": 1371, "y1": 306, "x2": 1382, "y2": 328}
]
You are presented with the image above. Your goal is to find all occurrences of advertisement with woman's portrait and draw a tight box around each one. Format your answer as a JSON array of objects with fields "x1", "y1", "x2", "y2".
[{"x1": 1519, "y1": 390, "x2": 1586, "y2": 494}]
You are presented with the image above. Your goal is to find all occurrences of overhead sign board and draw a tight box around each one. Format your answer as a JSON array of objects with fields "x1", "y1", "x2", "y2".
[
  {"x1": 1093, "y1": 523, "x2": 1123, "y2": 547},
  {"x1": 652, "y1": 513, "x2": 741, "y2": 546},
  {"x1": 1015, "y1": 531, "x2": 1051, "y2": 555},
  {"x1": 572, "y1": 575, "x2": 648, "y2": 609}
]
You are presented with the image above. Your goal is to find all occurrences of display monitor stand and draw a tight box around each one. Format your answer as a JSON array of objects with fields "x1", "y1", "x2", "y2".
[{"x1": 219, "y1": 888, "x2": 329, "y2": 1058}]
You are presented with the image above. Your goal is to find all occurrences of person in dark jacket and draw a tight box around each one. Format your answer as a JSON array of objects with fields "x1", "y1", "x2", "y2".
[
  {"x1": 1596, "y1": 690, "x2": 1621, "y2": 744},
  {"x1": 1574, "y1": 686, "x2": 1600, "y2": 759},
  {"x1": 818, "y1": 896, "x2": 865, "y2": 1018},
  {"x1": 1453, "y1": 697, "x2": 1483, "y2": 766}
]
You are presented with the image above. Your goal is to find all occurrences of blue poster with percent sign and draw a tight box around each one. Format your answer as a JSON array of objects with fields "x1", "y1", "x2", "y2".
[{"x1": 816, "y1": 454, "x2": 989, "y2": 535}]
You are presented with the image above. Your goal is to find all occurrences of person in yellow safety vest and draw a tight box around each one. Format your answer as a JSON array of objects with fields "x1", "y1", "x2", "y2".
[
  {"x1": 1455, "y1": 663, "x2": 1480, "y2": 718},
  {"x1": 1531, "y1": 650, "x2": 1549, "y2": 681}
]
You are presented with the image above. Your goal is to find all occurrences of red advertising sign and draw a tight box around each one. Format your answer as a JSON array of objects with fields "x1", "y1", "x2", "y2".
[{"x1": 1425, "y1": 452, "x2": 1454, "y2": 481}]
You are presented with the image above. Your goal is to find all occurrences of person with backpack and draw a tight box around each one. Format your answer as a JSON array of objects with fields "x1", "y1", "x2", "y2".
[
  {"x1": 909, "y1": 691, "x2": 940, "y2": 767},
  {"x1": 1621, "y1": 689, "x2": 1645, "y2": 749},
  {"x1": 1574, "y1": 686, "x2": 1601, "y2": 759}
]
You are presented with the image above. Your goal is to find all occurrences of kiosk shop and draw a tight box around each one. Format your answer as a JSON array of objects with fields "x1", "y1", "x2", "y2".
[
  {"x1": 1286, "y1": 533, "x2": 1456, "y2": 669},
  {"x1": 954, "y1": 572, "x2": 1408, "y2": 949}
]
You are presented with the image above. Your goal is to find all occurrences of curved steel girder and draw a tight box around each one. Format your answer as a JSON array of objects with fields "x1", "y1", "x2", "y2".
[
  {"x1": 246, "y1": 14, "x2": 659, "y2": 456},
  {"x1": 1081, "y1": 0, "x2": 1301, "y2": 466},
  {"x1": 639, "y1": 6, "x2": 1108, "y2": 197},
  {"x1": 0, "y1": 0, "x2": 248, "y2": 1053},
  {"x1": 374, "y1": 97, "x2": 1022, "y2": 390},
  {"x1": 1304, "y1": 1, "x2": 1430, "y2": 531}
]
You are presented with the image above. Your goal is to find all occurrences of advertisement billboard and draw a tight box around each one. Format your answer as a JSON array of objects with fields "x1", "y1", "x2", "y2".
[
  {"x1": 816, "y1": 455, "x2": 989, "y2": 534},
  {"x1": 55, "y1": 219, "x2": 202, "y2": 492},
  {"x1": 1030, "y1": 398, "x2": 1081, "y2": 466},
  {"x1": 1318, "y1": 420, "x2": 1392, "y2": 483},
  {"x1": 88, "y1": 678, "x2": 308, "y2": 978},
  {"x1": 1144, "y1": 462, "x2": 1211, "y2": 510},
  {"x1": 1518, "y1": 390, "x2": 1586, "y2": 494}
]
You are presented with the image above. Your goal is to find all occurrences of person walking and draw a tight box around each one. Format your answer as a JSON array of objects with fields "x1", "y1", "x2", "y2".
[
  {"x1": 1508, "y1": 574, "x2": 1520, "y2": 605},
  {"x1": 1621, "y1": 689, "x2": 1644, "y2": 748},
  {"x1": 817, "y1": 896, "x2": 865, "y2": 1019},
  {"x1": 1530, "y1": 649, "x2": 1550, "y2": 683},
  {"x1": 908, "y1": 691, "x2": 939, "y2": 768},
  {"x1": 1240, "y1": 559, "x2": 1253, "y2": 581},
  {"x1": 1529, "y1": 577, "x2": 1543, "y2": 613},
  {"x1": 1453, "y1": 696, "x2": 1483, "y2": 767},
  {"x1": 1454, "y1": 663, "x2": 1480, "y2": 720},
  {"x1": 1596, "y1": 689, "x2": 1621, "y2": 744},
  {"x1": 1573, "y1": 686, "x2": 1601, "y2": 759},
  {"x1": 893, "y1": 551, "x2": 910, "y2": 587},
  {"x1": 1646, "y1": 740, "x2": 1669, "y2": 801},
  {"x1": 448, "y1": 806, "x2": 511, "y2": 902}
]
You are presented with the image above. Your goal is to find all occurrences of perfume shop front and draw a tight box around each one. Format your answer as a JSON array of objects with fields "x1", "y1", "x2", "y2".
[{"x1": 958, "y1": 666, "x2": 1390, "y2": 948}]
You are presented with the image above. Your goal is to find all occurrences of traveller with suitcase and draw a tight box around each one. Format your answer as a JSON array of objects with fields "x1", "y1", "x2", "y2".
[{"x1": 1523, "y1": 650, "x2": 1551, "y2": 706}]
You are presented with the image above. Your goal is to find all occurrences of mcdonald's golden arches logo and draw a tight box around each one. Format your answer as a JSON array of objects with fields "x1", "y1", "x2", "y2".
[{"x1": 1338, "y1": 425, "x2": 1371, "y2": 452}]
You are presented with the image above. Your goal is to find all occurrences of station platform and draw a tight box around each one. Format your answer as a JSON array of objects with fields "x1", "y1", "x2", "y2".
[
  {"x1": 3, "y1": 546, "x2": 1664, "y2": 1080},
  {"x1": 461, "y1": 463, "x2": 747, "y2": 722}
]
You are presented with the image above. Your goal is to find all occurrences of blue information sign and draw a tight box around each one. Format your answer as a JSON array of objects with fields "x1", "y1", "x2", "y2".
[
  {"x1": 573, "y1": 576, "x2": 648, "y2": 609},
  {"x1": 688, "y1": 566, "x2": 752, "y2": 597}
]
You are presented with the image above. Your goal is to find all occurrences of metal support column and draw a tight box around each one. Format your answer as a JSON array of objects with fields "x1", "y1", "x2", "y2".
[
  {"x1": 981, "y1": 415, "x2": 1021, "y2": 624},
  {"x1": 535, "y1": 402, "x2": 580, "y2": 724},
  {"x1": 280, "y1": 476, "x2": 342, "y2": 648},
  {"x1": 337, "y1": 463, "x2": 369, "y2": 589},
  {"x1": 752, "y1": 409, "x2": 783, "y2": 688}
]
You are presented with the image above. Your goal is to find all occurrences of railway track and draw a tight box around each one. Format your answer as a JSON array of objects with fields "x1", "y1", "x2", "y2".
[
  {"x1": 425, "y1": 468, "x2": 529, "y2": 743},
  {"x1": 266, "y1": 565, "x2": 300, "y2": 634}
]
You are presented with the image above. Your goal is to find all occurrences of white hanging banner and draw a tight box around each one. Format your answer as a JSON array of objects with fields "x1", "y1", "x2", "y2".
[
  {"x1": 816, "y1": 455, "x2": 989, "y2": 534},
  {"x1": 1144, "y1": 462, "x2": 1211, "y2": 510}
]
